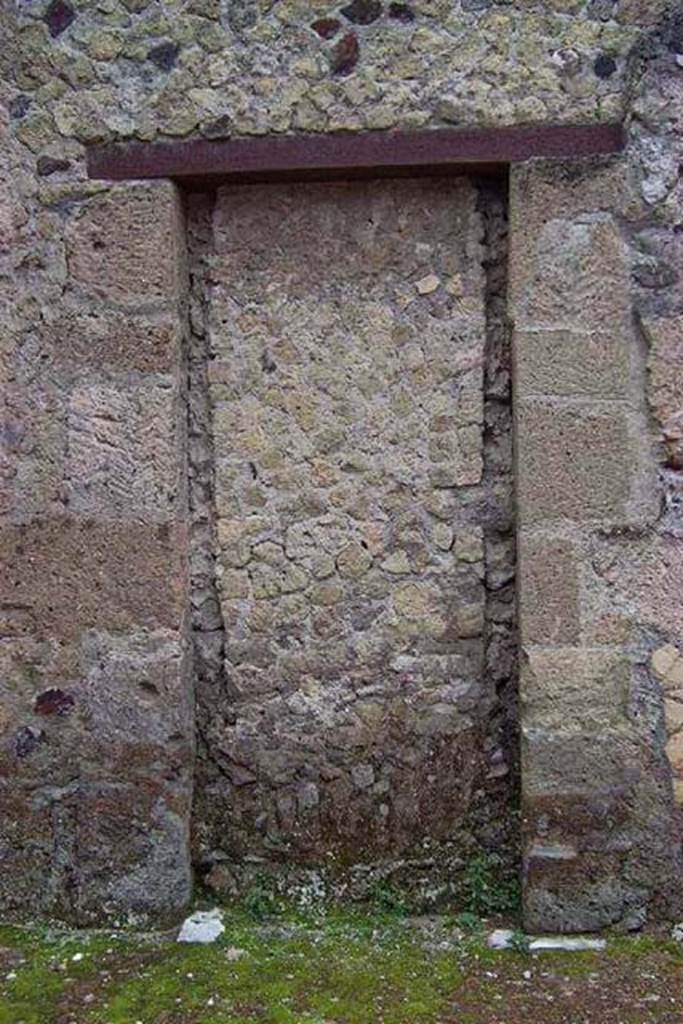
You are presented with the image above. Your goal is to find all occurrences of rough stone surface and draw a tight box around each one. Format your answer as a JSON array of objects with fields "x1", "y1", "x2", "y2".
[
  {"x1": 1, "y1": 0, "x2": 682, "y2": 931},
  {"x1": 65, "y1": 183, "x2": 185, "y2": 308},
  {"x1": 518, "y1": 535, "x2": 580, "y2": 645},
  {"x1": 521, "y1": 648, "x2": 631, "y2": 730},
  {"x1": 511, "y1": 51, "x2": 683, "y2": 929},
  {"x1": 189, "y1": 178, "x2": 517, "y2": 897},
  {"x1": 642, "y1": 316, "x2": 683, "y2": 468},
  {"x1": 515, "y1": 329, "x2": 631, "y2": 399},
  {"x1": 516, "y1": 401, "x2": 633, "y2": 525},
  {"x1": 0, "y1": 162, "x2": 193, "y2": 925},
  {"x1": 4, "y1": 0, "x2": 660, "y2": 146},
  {"x1": 512, "y1": 213, "x2": 631, "y2": 333}
]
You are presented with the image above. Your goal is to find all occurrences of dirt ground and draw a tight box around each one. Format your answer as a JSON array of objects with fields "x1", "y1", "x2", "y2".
[
  {"x1": 1, "y1": 910, "x2": 682, "y2": 1024},
  {"x1": 450, "y1": 945, "x2": 682, "y2": 1023}
]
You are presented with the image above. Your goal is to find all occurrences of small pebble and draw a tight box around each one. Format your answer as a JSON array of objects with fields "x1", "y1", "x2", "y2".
[{"x1": 416, "y1": 273, "x2": 440, "y2": 294}]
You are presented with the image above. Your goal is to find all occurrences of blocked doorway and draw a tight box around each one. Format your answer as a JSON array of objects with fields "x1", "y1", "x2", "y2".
[{"x1": 187, "y1": 177, "x2": 517, "y2": 903}]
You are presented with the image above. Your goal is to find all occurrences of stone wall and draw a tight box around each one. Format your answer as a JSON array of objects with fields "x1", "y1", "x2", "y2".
[
  {"x1": 6, "y1": 0, "x2": 670, "y2": 148},
  {"x1": 0, "y1": 172, "x2": 193, "y2": 922},
  {"x1": 511, "y1": 11, "x2": 683, "y2": 932},
  {"x1": 1, "y1": 0, "x2": 682, "y2": 927},
  {"x1": 512, "y1": 153, "x2": 683, "y2": 931},
  {"x1": 187, "y1": 177, "x2": 517, "y2": 900}
]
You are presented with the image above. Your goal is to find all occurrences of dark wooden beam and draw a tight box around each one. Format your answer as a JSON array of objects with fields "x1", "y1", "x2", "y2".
[{"x1": 87, "y1": 123, "x2": 625, "y2": 188}]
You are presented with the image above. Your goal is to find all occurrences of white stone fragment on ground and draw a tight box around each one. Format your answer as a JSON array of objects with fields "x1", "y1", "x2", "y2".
[
  {"x1": 177, "y1": 908, "x2": 225, "y2": 944},
  {"x1": 671, "y1": 922, "x2": 683, "y2": 943},
  {"x1": 530, "y1": 935, "x2": 606, "y2": 952},
  {"x1": 225, "y1": 946, "x2": 247, "y2": 961},
  {"x1": 415, "y1": 273, "x2": 440, "y2": 294},
  {"x1": 487, "y1": 929, "x2": 606, "y2": 952}
]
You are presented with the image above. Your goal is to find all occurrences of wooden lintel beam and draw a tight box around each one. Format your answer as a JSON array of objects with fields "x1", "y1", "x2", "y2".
[{"x1": 87, "y1": 123, "x2": 626, "y2": 187}]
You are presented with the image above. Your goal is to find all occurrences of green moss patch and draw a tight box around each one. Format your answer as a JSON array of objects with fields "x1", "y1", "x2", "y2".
[{"x1": 1, "y1": 911, "x2": 683, "y2": 1024}]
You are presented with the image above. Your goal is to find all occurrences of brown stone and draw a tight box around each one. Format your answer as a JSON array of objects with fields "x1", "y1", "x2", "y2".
[
  {"x1": 330, "y1": 32, "x2": 360, "y2": 76},
  {"x1": 516, "y1": 401, "x2": 631, "y2": 524},
  {"x1": 510, "y1": 158, "x2": 633, "y2": 243},
  {"x1": 311, "y1": 17, "x2": 341, "y2": 38},
  {"x1": 641, "y1": 316, "x2": 683, "y2": 426},
  {"x1": 33, "y1": 688, "x2": 75, "y2": 716},
  {"x1": 44, "y1": 309, "x2": 182, "y2": 376},
  {"x1": 0, "y1": 518, "x2": 188, "y2": 639},
  {"x1": 515, "y1": 329, "x2": 631, "y2": 399},
  {"x1": 519, "y1": 534, "x2": 580, "y2": 644},
  {"x1": 66, "y1": 380, "x2": 180, "y2": 521},
  {"x1": 511, "y1": 213, "x2": 631, "y2": 332},
  {"x1": 521, "y1": 648, "x2": 629, "y2": 731},
  {"x1": 65, "y1": 182, "x2": 185, "y2": 309}
]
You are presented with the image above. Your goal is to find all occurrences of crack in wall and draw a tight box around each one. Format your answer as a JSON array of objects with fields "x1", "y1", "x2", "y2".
[
  {"x1": 185, "y1": 192, "x2": 235, "y2": 825},
  {"x1": 478, "y1": 178, "x2": 520, "y2": 830}
]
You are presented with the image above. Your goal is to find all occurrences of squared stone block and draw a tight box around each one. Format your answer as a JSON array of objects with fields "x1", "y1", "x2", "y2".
[
  {"x1": 76, "y1": 628, "x2": 193, "y2": 781},
  {"x1": 0, "y1": 625, "x2": 192, "y2": 778},
  {"x1": 521, "y1": 647, "x2": 630, "y2": 731},
  {"x1": 3, "y1": 778, "x2": 193, "y2": 925},
  {"x1": 71, "y1": 780, "x2": 192, "y2": 924},
  {"x1": 515, "y1": 329, "x2": 631, "y2": 399},
  {"x1": 600, "y1": 534, "x2": 683, "y2": 638},
  {"x1": 515, "y1": 400, "x2": 631, "y2": 524},
  {"x1": 522, "y1": 726, "x2": 638, "y2": 798},
  {"x1": 0, "y1": 518, "x2": 188, "y2": 641},
  {"x1": 0, "y1": 783, "x2": 56, "y2": 919},
  {"x1": 67, "y1": 380, "x2": 179, "y2": 521},
  {"x1": 510, "y1": 212, "x2": 631, "y2": 332},
  {"x1": 510, "y1": 157, "x2": 632, "y2": 240},
  {"x1": 66, "y1": 182, "x2": 186, "y2": 309},
  {"x1": 519, "y1": 534, "x2": 580, "y2": 644},
  {"x1": 46, "y1": 309, "x2": 183, "y2": 378},
  {"x1": 524, "y1": 848, "x2": 631, "y2": 933},
  {"x1": 521, "y1": 732, "x2": 682, "y2": 931}
]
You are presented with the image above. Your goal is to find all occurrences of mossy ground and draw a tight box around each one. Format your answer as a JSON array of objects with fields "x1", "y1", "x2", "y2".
[{"x1": 1, "y1": 907, "x2": 682, "y2": 1024}]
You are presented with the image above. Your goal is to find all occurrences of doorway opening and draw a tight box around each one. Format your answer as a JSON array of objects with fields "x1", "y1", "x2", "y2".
[{"x1": 185, "y1": 176, "x2": 518, "y2": 906}]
